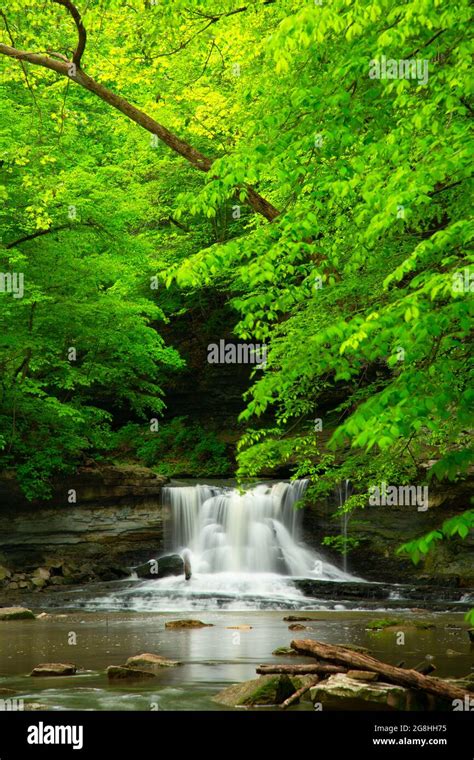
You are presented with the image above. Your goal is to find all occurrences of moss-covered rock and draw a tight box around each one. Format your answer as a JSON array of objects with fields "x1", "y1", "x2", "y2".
[
  {"x1": 165, "y1": 619, "x2": 213, "y2": 629},
  {"x1": 0, "y1": 606, "x2": 35, "y2": 620},
  {"x1": 366, "y1": 618, "x2": 436, "y2": 632},
  {"x1": 272, "y1": 646, "x2": 298, "y2": 656},
  {"x1": 106, "y1": 665, "x2": 156, "y2": 680},
  {"x1": 213, "y1": 675, "x2": 299, "y2": 706},
  {"x1": 310, "y1": 674, "x2": 424, "y2": 710}
]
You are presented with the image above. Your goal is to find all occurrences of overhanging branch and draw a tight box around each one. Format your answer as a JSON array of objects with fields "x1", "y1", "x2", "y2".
[{"x1": 52, "y1": 0, "x2": 87, "y2": 65}]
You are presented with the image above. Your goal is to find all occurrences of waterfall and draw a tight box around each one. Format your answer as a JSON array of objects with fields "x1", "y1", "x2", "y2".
[
  {"x1": 336, "y1": 479, "x2": 352, "y2": 574},
  {"x1": 163, "y1": 480, "x2": 354, "y2": 581}
]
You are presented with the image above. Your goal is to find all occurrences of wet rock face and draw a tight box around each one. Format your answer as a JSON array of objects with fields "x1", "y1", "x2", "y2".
[
  {"x1": 133, "y1": 554, "x2": 184, "y2": 579},
  {"x1": 302, "y1": 476, "x2": 474, "y2": 585},
  {"x1": 0, "y1": 465, "x2": 168, "y2": 579}
]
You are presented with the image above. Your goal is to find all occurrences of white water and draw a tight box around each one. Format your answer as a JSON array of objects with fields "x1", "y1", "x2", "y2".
[
  {"x1": 82, "y1": 481, "x2": 361, "y2": 611},
  {"x1": 165, "y1": 480, "x2": 351, "y2": 579},
  {"x1": 336, "y1": 479, "x2": 352, "y2": 575}
]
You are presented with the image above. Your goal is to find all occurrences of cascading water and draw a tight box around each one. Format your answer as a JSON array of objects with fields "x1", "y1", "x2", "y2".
[
  {"x1": 164, "y1": 480, "x2": 349, "y2": 579},
  {"x1": 82, "y1": 480, "x2": 360, "y2": 612},
  {"x1": 336, "y1": 479, "x2": 352, "y2": 575}
]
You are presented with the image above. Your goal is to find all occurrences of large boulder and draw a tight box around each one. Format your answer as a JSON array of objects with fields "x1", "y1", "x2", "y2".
[
  {"x1": 165, "y1": 619, "x2": 213, "y2": 629},
  {"x1": 134, "y1": 554, "x2": 184, "y2": 580},
  {"x1": 125, "y1": 653, "x2": 180, "y2": 670},
  {"x1": 0, "y1": 606, "x2": 35, "y2": 620},
  {"x1": 30, "y1": 663, "x2": 76, "y2": 677},
  {"x1": 310, "y1": 673, "x2": 426, "y2": 710},
  {"x1": 213, "y1": 675, "x2": 313, "y2": 707}
]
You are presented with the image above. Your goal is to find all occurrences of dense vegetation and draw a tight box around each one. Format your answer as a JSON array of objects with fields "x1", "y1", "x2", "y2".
[{"x1": 0, "y1": 1, "x2": 472, "y2": 597}]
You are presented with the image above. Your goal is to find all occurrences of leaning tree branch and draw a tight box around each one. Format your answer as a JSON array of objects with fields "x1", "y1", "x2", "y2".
[
  {"x1": 6, "y1": 221, "x2": 108, "y2": 249},
  {"x1": 52, "y1": 0, "x2": 87, "y2": 65},
  {"x1": 0, "y1": 31, "x2": 280, "y2": 221}
]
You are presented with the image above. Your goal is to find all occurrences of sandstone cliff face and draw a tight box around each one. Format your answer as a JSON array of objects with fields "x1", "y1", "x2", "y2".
[
  {"x1": 0, "y1": 465, "x2": 168, "y2": 577},
  {"x1": 302, "y1": 477, "x2": 474, "y2": 585}
]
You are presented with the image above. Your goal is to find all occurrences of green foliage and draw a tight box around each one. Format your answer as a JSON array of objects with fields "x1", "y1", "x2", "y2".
[
  {"x1": 322, "y1": 534, "x2": 360, "y2": 556},
  {"x1": 0, "y1": 0, "x2": 472, "y2": 564},
  {"x1": 114, "y1": 418, "x2": 231, "y2": 477},
  {"x1": 397, "y1": 510, "x2": 474, "y2": 565}
]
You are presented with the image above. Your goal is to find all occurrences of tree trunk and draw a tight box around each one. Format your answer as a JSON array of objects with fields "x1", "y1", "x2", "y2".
[{"x1": 290, "y1": 639, "x2": 473, "y2": 703}]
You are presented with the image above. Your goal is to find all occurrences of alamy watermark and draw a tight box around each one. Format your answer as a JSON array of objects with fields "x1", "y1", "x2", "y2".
[
  {"x1": 0, "y1": 698, "x2": 24, "y2": 711},
  {"x1": 369, "y1": 481, "x2": 428, "y2": 512},
  {"x1": 369, "y1": 55, "x2": 429, "y2": 86},
  {"x1": 207, "y1": 340, "x2": 267, "y2": 367},
  {"x1": 452, "y1": 268, "x2": 474, "y2": 293},
  {"x1": 0, "y1": 271, "x2": 24, "y2": 299}
]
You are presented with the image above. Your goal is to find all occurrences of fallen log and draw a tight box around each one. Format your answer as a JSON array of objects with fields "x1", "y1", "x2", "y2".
[
  {"x1": 257, "y1": 664, "x2": 345, "y2": 676},
  {"x1": 291, "y1": 639, "x2": 473, "y2": 703},
  {"x1": 280, "y1": 677, "x2": 319, "y2": 709}
]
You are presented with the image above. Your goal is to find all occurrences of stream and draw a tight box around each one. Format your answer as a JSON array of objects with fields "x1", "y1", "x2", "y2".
[
  {"x1": 0, "y1": 610, "x2": 471, "y2": 711},
  {"x1": 0, "y1": 480, "x2": 472, "y2": 711}
]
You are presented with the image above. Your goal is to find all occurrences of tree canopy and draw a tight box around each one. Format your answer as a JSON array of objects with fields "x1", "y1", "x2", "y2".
[{"x1": 0, "y1": 1, "x2": 472, "y2": 582}]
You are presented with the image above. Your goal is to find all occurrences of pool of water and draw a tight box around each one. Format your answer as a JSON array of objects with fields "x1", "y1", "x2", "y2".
[{"x1": 0, "y1": 609, "x2": 471, "y2": 711}]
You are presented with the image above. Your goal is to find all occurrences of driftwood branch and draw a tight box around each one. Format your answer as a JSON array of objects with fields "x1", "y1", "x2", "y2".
[
  {"x1": 291, "y1": 639, "x2": 473, "y2": 703},
  {"x1": 280, "y1": 677, "x2": 319, "y2": 710},
  {"x1": 257, "y1": 663, "x2": 345, "y2": 676}
]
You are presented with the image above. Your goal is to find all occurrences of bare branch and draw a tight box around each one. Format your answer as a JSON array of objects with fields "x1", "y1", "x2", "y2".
[{"x1": 52, "y1": 0, "x2": 87, "y2": 66}]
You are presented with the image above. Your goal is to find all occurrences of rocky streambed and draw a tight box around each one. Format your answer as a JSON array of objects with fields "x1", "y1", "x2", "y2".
[{"x1": 0, "y1": 609, "x2": 472, "y2": 712}]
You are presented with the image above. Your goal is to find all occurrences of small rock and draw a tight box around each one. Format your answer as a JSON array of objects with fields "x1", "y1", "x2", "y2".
[
  {"x1": 283, "y1": 616, "x2": 313, "y2": 622},
  {"x1": 272, "y1": 647, "x2": 298, "y2": 656},
  {"x1": 24, "y1": 702, "x2": 52, "y2": 711},
  {"x1": 446, "y1": 649, "x2": 463, "y2": 656},
  {"x1": 32, "y1": 578, "x2": 46, "y2": 589},
  {"x1": 288, "y1": 623, "x2": 309, "y2": 631},
  {"x1": 33, "y1": 567, "x2": 51, "y2": 581},
  {"x1": 165, "y1": 619, "x2": 213, "y2": 629},
  {"x1": 347, "y1": 670, "x2": 378, "y2": 682},
  {"x1": 125, "y1": 653, "x2": 180, "y2": 669},
  {"x1": 107, "y1": 665, "x2": 155, "y2": 680},
  {"x1": 7, "y1": 582, "x2": 18, "y2": 590},
  {"x1": 30, "y1": 663, "x2": 76, "y2": 677},
  {"x1": 226, "y1": 625, "x2": 252, "y2": 631},
  {"x1": 0, "y1": 566, "x2": 12, "y2": 581},
  {"x1": 0, "y1": 607, "x2": 35, "y2": 621}
]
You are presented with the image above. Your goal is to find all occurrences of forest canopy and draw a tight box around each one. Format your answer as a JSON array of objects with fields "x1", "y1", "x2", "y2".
[{"x1": 0, "y1": 0, "x2": 472, "y2": 572}]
